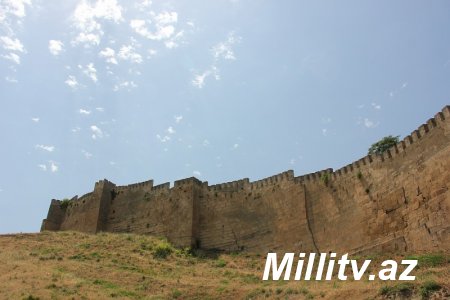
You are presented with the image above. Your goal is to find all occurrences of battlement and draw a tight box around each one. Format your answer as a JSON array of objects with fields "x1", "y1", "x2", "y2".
[
  {"x1": 151, "y1": 182, "x2": 170, "y2": 191},
  {"x1": 208, "y1": 178, "x2": 250, "y2": 192},
  {"x1": 249, "y1": 170, "x2": 294, "y2": 190},
  {"x1": 41, "y1": 105, "x2": 450, "y2": 254},
  {"x1": 174, "y1": 177, "x2": 203, "y2": 187},
  {"x1": 115, "y1": 179, "x2": 153, "y2": 192}
]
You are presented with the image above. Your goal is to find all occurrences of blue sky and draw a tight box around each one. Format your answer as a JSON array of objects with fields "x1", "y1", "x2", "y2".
[{"x1": 0, "y1": 0, "x2": 449, "y2": 233}]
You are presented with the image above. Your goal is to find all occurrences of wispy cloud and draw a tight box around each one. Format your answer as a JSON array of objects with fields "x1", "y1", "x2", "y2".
[
  {"x1": 90, "y1": 125, "x2": 103, "y2": 139},
  {"x1": 79, "y1": 109, "x2": 91, "y2": 115},
  {"x1": 192, "y1": 32, "x2": 240, "y2": 89},
  {"x1": 50, "y1": 161, "x2": 59, "y2": 172},
  {"x1": 113, "y1": 80, "x2": 137, "y2": 91},
  {"x1": 2, "y1": 52, "x2": 20, "y2": 64},
  {"x1": 363, "y1": 118, "x2": 378, "y2": 128},
  {"x1": 48, "y1": 40, "x2": 64, "y2": 56},
  {"x1": 174, "y1": 115, "x2": 183, "y2": 123},
  {"x1": 65, "y1": 75, "x2": 79, "y2": 89},
  {"x1": 166, "y1": 126, "x2": 175, "y2": 134},
  {"x1": 156, "y1": 134, "x2": 171, "y2": 142},
  {"x1": 31, "y1": 117, "x2": 39, "y2": 122},
  {"x1": 212, "y1": 31, "x2": 241, "y2": 60},
  {"x1": 117, "y1": 44, "x2": 143, "y2": 64},
  {"x1": 99, "y1": 47, "x2": 117, "y2": 64},
  {"x1": 193, "y1": 170, "x2": 201, "y2": 177},
  {"x1": 5, "y1": 76, "x2": 18, "y2": 83},
  {"x1": 71, "y1": 0, "x2": 123, "y2": 47},
  {"x1": 371, "y1": 102, "x2": 381, "y2": 110},
  {"x1": 35, "y1": 144, "x2": 55, "y2": 152},
  {"x1": 38, "y1": 161, "x2": 59, "y2": 173},
  {"x1": 0, "y1": 36, "x2": 25, "y2": 52},
  {"x1": 82, "y1": 149, "x2": 92, "y2": 159},
  {"x1": 80, "y1": 63, "x2": 98, "y2": 82}
]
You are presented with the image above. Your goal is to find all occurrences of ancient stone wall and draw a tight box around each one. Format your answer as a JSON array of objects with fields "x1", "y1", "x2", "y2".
[{"x1": 41, "y1": 106, "x2": 450, "y2": 253}]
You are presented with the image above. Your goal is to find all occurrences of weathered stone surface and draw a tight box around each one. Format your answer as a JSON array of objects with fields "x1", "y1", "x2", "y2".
[{"x1": 41, "y1": 106, "x2": 450, "y2": 253}]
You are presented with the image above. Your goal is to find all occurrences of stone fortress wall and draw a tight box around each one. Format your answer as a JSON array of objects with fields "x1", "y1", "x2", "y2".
[{"x1": 41, "y1": 106, "x2": 450, "y2": 254}]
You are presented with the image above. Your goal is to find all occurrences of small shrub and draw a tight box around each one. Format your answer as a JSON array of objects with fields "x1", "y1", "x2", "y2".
[
  {"x1": 60, "y1": 199, "x2": 71, "y2": 210},
  {"x1": 379, "y1": 283, "x2": 414, "y2": 297},
  {"x1": 357, "y1": 171, "x2": 363, "y2": 179},
  {"x1": 368, "y1": 135, "x2": 400, "y2": 155},
  {"x1": 420, "y1": 280, "x2": 441, "y2": 299},
  {"x1": 153, "y1": 240, "x2": 173, "y2": 259},
  {"x1": 215, "y1": 259, "x2": 227, "y2": 268},
  {"x1": 365, "y1": 188, "x2": 370, "y2": 194},
  {"x1": 320, "y1": 173, "x2": 330, "y2": 186},
  {"x1": 23, "y1": 296, "x2": 40, "y2": 300},
  {"x1": 171, "y1": 289, "x2": 182, "y2": 299}
]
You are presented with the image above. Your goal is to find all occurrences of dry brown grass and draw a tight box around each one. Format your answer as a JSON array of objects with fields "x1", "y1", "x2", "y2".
[{"x1": 0, "y1": 231, "x2": 448, "y2": 300}]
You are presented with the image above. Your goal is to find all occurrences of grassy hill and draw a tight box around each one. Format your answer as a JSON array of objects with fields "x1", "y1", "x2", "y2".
[{"x1": 0, "y1": 231, "x2": 448, "y2": 299}]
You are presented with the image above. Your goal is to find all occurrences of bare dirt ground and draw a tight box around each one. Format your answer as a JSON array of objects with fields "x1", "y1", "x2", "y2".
[{"x1": 0, "y1": 231, "x2": 448, "y2": 299}]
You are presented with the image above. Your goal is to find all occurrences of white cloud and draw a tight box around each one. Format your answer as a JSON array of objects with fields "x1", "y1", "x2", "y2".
[
  {"x1": 389, "y1": 91, "x2": 394, "y2": 98},
  {"x1": 5, "y1": 76, "x2": 18, "y2": 83},
  {"x1": 130, "y1": 19, "x2": 150, "y2": 37},
  {"x1": 113, "y1": 80, "x2": 137, "y2": 91},
  {"x1": 2, "y1": 52, "x2": 20, "y2": 64},
  {"x1": 202, "y1": 139, "x2": 210, "y2": 147},
  {"x1": 38, "y1": 164, "x2": 47, "y2": 171},
  {"x1": 129, "y1": 11, "x2": 178, "y2": 41},
  {"x1": 193, "y1": 170, "x2": 201, "y2": 177},
  {"x1": 136, "y1": 0, "x2": 152, "y2": 11},
  {"x1": 401, "y1": 82, "x2": 408, "y2": 89},
  {"x1": 90, "y1": 125, "x2": 103, "y2": 139},
  {"x1": 72, "y1": 32, "x2": 101, "y2": 47},
  {"x1": 82, "y1": 150, "x2": 93, "y2": 159},
  {"x1": 363, "y1": 118, "x2": 378, "y2": 128},
  {"x1": 117, "y1": 45, "x2": 143, "y2": 63},
  {"x1": 166, "y1": 126, "x2": 175, "y2": 134},
  {"x1": 192, "y1": 71, "x2": 210, "y2": 89},
  {"x1": 191, "y1": 66, "x2": 220, "y2": 89},
  {"x1": 232, "y1": 143, "x2": 239, "y2": 150},
  {"x1": 0, "y1": 0, "x2": 32, "y2": 21},
  {"x1": 71, "y1": 126, "x2": 81, "y2": 133},
  {"x1": 155, "y1": 12, "x2": 178, "y2": 25},
  {"x1": 31, "y1": 117, "x2": 39, "y2": 122},
  {"x1": 48, "y1": 40, "x2": 64, "y2": 55},
  {"x1": 65, "y1": 75, "x2": 79, "y2": 89},
  {"x1": 35, "y1": 144, "x2": 55, "y2": 152},
  {"x1": 71, "y1": 0, "x2": 123, "y2": 47},
  {"x1": 96, "y1": 107, "x2": 104, "y2": 112},
  {"x1": 212, "y1": 32, "x2": 241, "y2": 61},
  {"x1": 289, "y1": 158, "x2": 296, "y2": 165},
  {"x1": 50, "y1": 161, "x2": 59, "y2": 172},
  {"x1": 81, "y1": 63, "x2": 98, "y2": 82},
  {"x1": 371, "y1": 102, "x2": 381, "y2": 110},
  {"x1": 99, "y1": 47, "x2": 117, "y2": 64},
  {"x1": 322, "y1": 128, "x2": 328, "y2": 136},
  {"x1": 156, "y1": 134, "x2": 171, "y2": 142},
  {"x1": 192, "y1": 33, "x2": 239, "y2": 88},
  {"x1": 79, "y1": 109, "x2": 91, "y2": 115},
  {"x1": 174, "y1": 115, "x2": 183, "y2": 123},
  {"x1": 0, "y1": 36, "x2": 24, "y2": 52}
]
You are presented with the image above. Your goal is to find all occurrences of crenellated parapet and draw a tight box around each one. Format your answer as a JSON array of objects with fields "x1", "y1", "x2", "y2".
[
  {"x1": 208, "y1": 178, "x2": 250, "y2": 192},
  {"x1": 41, "y1": 106, "x2": 450, "y2": 253},
  {"x1": 249, "y1": 170, "x2": 294, "y2": 190}
]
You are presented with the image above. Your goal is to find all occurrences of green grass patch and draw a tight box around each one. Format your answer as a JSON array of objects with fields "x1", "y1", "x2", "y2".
[
  {"x1": 405, "y1": 254, "x2": 446, "y2": 268},
  {"x1": 420, "y1": 280, "x2": 441, "y2": 299}
]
